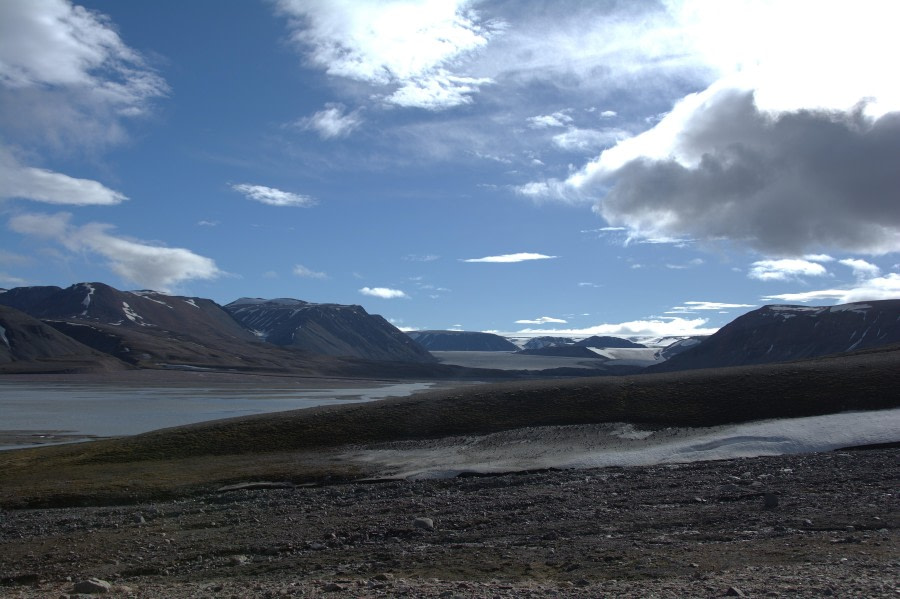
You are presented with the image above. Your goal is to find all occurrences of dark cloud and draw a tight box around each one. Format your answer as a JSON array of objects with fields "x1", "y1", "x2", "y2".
[{"x1": 597, "y1": 91, "x2": 900, "y2": 256}]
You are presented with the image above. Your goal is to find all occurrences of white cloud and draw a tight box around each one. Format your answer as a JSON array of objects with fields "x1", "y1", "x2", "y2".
[
  {"x1": 515, "y1": 316, "x2": 568, "y2": 325},
  {"x1": 839, "y1": 258, "x2": 881, "y2": 280},
  {"x1": 293, "y1": 103, "x2": 363, "y2": 139},
  {"x1": 293, "y1": 264, "x2": 327, "y2": 279},
  {"x1": 274, "y1": 0, "x2": 500, "y2": 110},
  {"x1": 359, "y1": 286, "x2": 408, "y2": 299},
  {"x1": 0, "y1": 147, "x2": 127, "y2": 205},
  {"x1": 599, "y1": 110, "x2": 617, "y2": 118},
  {"x1": 762, "y1": 273, "x2": 900, "y2": 304},
  {"x1": 527, "y1": 111, "x2": 573, "y2": 129},
  {"x1": 804, "y1": 254, "x2": 834, "y2": 263},
  {"x1": 513, "y1": 316, "x2": 718, "y2": 338},
  {"x1": 9, "y1": 212, "x2": 222, "y2": 292},
  {"x1": 748, "y1": 259, "x2": 829, "y2": 282},
  {"x1": 463, "y1": 252, "x2": 556, "y2": 263},
  {"x1": 231, "y1": 183, "x2": 315, "y2": 207},
  {"x1": 0, "y1": 0, "x2": 168, "y2": 149},
  {"x1": 551, "y1": 127, "x2": 630, "y2": 153}
]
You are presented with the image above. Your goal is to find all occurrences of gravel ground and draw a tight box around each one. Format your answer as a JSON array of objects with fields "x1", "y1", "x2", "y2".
[{"x1": 1, "y1": 447, "x2": 897, "y2": 598}]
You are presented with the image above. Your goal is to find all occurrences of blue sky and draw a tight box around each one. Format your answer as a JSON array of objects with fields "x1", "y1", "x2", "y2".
[{"x1": 2, "y1": 0, "x2": 899, "y2": 338}]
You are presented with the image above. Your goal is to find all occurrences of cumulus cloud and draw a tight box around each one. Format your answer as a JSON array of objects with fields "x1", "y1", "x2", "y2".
[
  {"x1": 839, "y1": 258, "x2": 881, "y2": 279},
  {"x1": 0, "y1": 0, "x2": 168, "y2": 149},
  {"x1": 231, "y1": 183, "x2": 315, "y2": 207},
  {"x1": 292, "y1": 103, "x2": 363, "y2": 139},
  {"x1": 762, "y1": 273, "x2": 900, "y2": 304},
  {"x1": 514, "y1": 316, "x2": 718, "y2": 338},
  {"x1": 8, "y1": 212, "x2": 221, "y2": 291},
  {"x1": 293, "y1": 264, "x2": 327, "y2": 279},
  {"x1": 462, "y1": 252, "x2": 556, "y2": 263},
  {"x1": 748, "y1": 258, "x2": 830, "y2": 281},
  {"x1": 0, "y1": 147, "x2": 126, "y2": 205},
  {"x1": 274, "y1": 0, "x2": 500, "y2": 110},
  {"x1": 359, "y1": 286, "x2": 408, "y2": 299},
  {"x1": 515, "y1": 316, "x2": 567, "y2": 325},
  {"x1": 587, "y1": 93, "x2": 900, "y2": 256},
  {"x1": 518, "y1": 1, "x2": 900, "y2": 257}
]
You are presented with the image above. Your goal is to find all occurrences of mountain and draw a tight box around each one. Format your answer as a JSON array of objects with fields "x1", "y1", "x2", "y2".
[
  {"x1": 650, "y1": 300, "x2": 900, "y2": 372},
  {"x1": 522, "y1": 336, "x2": 575, "y2": 350},
  {"x1": 655, "y1": 336, "x2": 707, "y2": 361},
  {"x1": 0, "y1": 305, "x2": 128, "y2": 373},
  {"x1": 575, "y1": 336, "x2": 646, "y2": 349},
  {"x1": 406, "y1": 330, "x2": 519, "y2": 351},
  {"x1": 224, "y1": 298, "x2": 435, "y2": 363}
]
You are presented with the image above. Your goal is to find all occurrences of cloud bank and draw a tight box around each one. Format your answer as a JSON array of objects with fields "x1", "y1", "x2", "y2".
[
  {"x1": 9, "y1": 212, "x2": 221, "y2": 291},
  {"x1": 0, "y1": 148, "x2": 127, "y2": 206}
]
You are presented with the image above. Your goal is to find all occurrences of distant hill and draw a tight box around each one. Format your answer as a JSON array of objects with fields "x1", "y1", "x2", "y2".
[
  {"x1": 224, "y1": 298, "x2": 435, "y2": 363},
  {"x1": 650, "y1": 300, "x2": 900, "y2": 372},
  {"x1": 406, "y1": 330, "x2": 518, "y2": 351},
  {"x1": 576, "y1": 336, "x2": 646, "y2": 349},
  {"x1": 0, "y1": 283, "x2": 438, "y2": 373},
  {"x1": 522, "y1": 336, "x2": 575, "y2": 350}
]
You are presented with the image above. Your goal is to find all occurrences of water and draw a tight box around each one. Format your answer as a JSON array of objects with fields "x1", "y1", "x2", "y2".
[{"x1": 0, "y1": 381, "x2": 435, "y2": 450}]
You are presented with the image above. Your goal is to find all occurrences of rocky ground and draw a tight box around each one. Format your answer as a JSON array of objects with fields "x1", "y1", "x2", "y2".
[{"x1": 1, "y1": 447, "x2": 897, "y2": 598}]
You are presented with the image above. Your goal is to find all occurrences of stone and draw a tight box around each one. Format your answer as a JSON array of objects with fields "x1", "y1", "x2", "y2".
[
  {"x1": 413, "y1": 517, "x2": 435, "y2": 531},
  {"x1": 72, "y1": 578, "x2": 112, "y2": 594},
  {"x1": 763, "y1": 493, "x2": 779, "y2": 509},
  {"x1": 323, "y1": 582, "x2": 345, "y2": 592},
  {"x1": 725, "y1": 586, "x2": 746, "y2": 597}
]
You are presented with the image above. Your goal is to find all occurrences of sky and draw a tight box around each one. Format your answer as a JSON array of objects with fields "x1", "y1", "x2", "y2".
[{"x1": 2, "y1": 0, "x2": 899, "y2": 339}]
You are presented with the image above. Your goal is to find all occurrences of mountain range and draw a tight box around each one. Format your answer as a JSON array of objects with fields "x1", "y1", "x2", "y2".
[{"x1": 1, "y1": 282, "x2": 898, "y2": 376}]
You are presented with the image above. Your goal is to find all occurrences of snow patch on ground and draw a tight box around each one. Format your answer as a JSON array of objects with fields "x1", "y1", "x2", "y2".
[
  {"x1": 347, "y1": 408, "x2": 900, "y2": 479},
  {"x1": 0, "y1": 324, "x2": 8, "y2": 348}
]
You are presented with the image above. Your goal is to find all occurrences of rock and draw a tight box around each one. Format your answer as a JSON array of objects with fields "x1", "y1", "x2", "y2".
[
  {"x1": 413, "y1": 517, "x2": 434, "y2": 531},
  {"x1": 725, "y1": 586, "x2": 746, "y2": 597},
  {"x1": 323, "y1": 582, "x2": 345, "y2": 592},
  {"x1": 133, "y1": 514, "x2": 146, "y2": 524},
  {"x1": 228, "y1": 554, "x2": 250, "y2": 565},
  {"x1": 763, "y1": 493, "x2": 779, "y2": 509},
  {"x1": 72, "y1": 578, "x2": 112, "y2": 594}
]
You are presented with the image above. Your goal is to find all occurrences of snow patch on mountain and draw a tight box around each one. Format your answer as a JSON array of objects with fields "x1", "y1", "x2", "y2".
[{"x1": 0, "y1": 324, "x2": 9, "y2": 348}]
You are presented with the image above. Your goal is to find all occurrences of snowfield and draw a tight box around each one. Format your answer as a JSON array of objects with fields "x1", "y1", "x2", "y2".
[{"x1": 346, "y1": 407, "x2": 900, "y2": 479}]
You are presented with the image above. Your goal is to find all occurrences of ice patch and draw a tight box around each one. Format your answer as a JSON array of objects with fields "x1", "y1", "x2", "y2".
[
  {"x1": 121, "y1": 302, "x2": 148, "y2": 326},
  {"x1": 349, "y1": 408, "x2": 900, "y2": 480},
  {"x1": 81, "y1": 283, "x2": 95, "y2": 315},
  {"x1": 830, "y1": 303, "x2": 872, "y2": 314},
  {"x1": 0, "y1": 324, "x2": 9, "y2": 348},
  {"x1": 183, "y1": 299, "x2": 200, "y2": 309}
]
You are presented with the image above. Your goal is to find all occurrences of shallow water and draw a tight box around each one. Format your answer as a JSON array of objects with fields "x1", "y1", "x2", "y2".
[{"x1": 0, "y1": 381, "x2": 434, "y2": 450}]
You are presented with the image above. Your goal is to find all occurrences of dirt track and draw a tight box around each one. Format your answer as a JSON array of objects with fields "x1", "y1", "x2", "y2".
[{"x1": 2, "y1": 448, "x2": 897, "y2": 598}]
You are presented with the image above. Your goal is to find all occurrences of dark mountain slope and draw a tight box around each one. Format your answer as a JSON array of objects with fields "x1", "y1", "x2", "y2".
[
  {"x1": 650, "y1": 300, "x2": 900, "y2": 372},
  {"x1": 0, "y1": 305, "x2": 128, "y2": 373},
  {"x1": 224, "y1": 298, "x2": 435, "y2": 363},
  {"x1": 406, "y1": 330, "x2": 519, "y2": 351}
]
